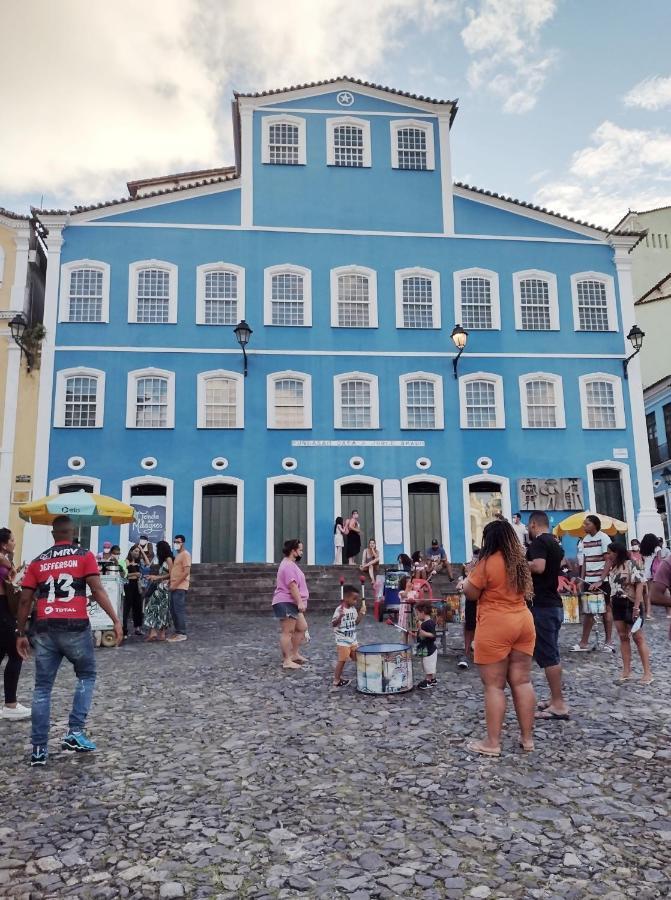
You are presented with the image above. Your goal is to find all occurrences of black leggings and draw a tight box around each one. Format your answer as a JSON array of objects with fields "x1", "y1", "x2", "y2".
[
  {"x1": 0, "y1": 645, "x2": 22, "y2": 705},
  {"x1": 123, "y1": 582, "x2": 144, "y2": 633}
]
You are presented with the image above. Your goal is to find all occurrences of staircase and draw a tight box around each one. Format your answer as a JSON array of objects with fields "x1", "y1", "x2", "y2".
[{"x1": 189, "y1": 563, "x2": 462, "y2": 615}]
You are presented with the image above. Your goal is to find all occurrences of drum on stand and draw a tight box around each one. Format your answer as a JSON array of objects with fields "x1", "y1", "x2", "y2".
[
  {"x1": 580, "y1": 592, "x2": 606, "y2": 615},
  {"x1": 561, "y1": 593, "x2": 580, "y2": 624}
]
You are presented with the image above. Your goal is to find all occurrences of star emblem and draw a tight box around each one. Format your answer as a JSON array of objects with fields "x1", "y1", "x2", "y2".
[{"x1": 337, "y1": 91, "x2": 354, "y2": 106}]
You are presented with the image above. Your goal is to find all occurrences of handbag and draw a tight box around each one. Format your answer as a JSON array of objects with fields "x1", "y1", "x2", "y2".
[{"x1": 2, "y1": 580, "x2": 20, "y2": 619}]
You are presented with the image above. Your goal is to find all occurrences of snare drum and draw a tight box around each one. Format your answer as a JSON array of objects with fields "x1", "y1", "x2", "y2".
[{"x1": 581, "y1": 591, "x2": 606, "y2": 615}]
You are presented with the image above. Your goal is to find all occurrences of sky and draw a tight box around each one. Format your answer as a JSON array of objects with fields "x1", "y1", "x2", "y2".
[{"x1": 1, "y1": 0, "x2": 670, "y2": 229}]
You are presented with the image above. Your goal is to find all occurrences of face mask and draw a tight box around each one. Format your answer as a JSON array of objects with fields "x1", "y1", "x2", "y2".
[
  {"x1": 139, "y1": 540, "x2": 147, "y2": 547},
  {"x1": 173, "y1": 543, "x2": 181, "y2": 551},
  {"x1": 295, "y1": 554, "x2": 303, "y2": 563}
]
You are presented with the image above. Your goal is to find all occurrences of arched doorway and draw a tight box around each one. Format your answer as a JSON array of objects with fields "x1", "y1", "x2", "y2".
[
  {"x1": 121, "y1": 476, "x2": 173, "y2": 551},
  {"x1": 193, "y1": 477, "x2": 244, "y2": 563},
  {"x1": 401, "y1": 476, "x2": 450, "y2": 560},
  {"x1": 334, "y1": 477, "x2": 384, "y2": 564},
  {"x1": 462, "y1": 474, "x2": 511, "y2": 560},
  {"x1": 586, "y1": 461, "x2": 635, "y2": 542},
  {"x1": 266, "y1": 476, "x2": 315, "y2": 564},
  {"x1": 52, "y1": 478, "x2": 99, "y2": 551}
]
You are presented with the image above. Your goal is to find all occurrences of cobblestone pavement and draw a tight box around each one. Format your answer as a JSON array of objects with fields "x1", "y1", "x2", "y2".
[{"x1": 1, "y1": 610, "x2": 670, "y2": 899}]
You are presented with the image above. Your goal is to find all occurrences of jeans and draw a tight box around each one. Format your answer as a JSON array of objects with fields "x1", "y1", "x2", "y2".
[
  {"x1": 170, "y1": 590, "x2": 187, "y2": 634},
  {"x1": 31, "y1": 628, "x2": 97, "y2": 747}
]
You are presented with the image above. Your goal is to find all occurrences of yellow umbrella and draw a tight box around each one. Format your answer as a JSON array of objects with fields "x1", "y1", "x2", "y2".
[
  {"x1": 553, "y1": 511, "x2": 628, "y2": 538},
  {"x1": 19, "y1": 491, "x2": 135, "y2": 526}
]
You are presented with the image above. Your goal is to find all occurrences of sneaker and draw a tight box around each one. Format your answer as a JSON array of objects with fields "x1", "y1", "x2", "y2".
[
  {"x1": 134, "y1": 628, "x2": 143, "y2": 636},
  {"x1": 31, "y1": 746, "x2": 48, "y2": 767},
  {"x1": 2, "y1": 702, "x2": 31, "y2": 720},
  {"x1": 457, "y1": 656, "x2": 470, "y2": 670},
  {"x1": 167, "y1": 634, "x2": 187, "y2": 643},
  {"x1": 62, "y1": 731, "x2": 96, "y2": 752},
  {"x1": 428, "y1": 679, "x2": 438, "y2": 687},
  {"x1": 417, "y1": 679, "x2": 431, "y2": 690}
]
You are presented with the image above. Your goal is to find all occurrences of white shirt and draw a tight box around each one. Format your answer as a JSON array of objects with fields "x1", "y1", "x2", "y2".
[
  {"x1": 577, "y1": 531, "x2": 610, "y2": 584},
  {"x1": 332, "y1": 604, "x2": 358, "y2": 645},
  {"x1": 512, "y1": 522, "x2": 528, "y2": 547}
]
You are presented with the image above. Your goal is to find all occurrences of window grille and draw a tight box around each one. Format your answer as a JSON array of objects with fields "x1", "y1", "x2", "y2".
[
  {"x1": 406, "y1": 380, "x2": 436, "y2": 428},
  {"x1": 268, "y1": 122, "x2": 299, "y2": 165},
  {"x1": 69, "y1": 269, "x2": 103, "y2": 321},
  {"x1": 341, "y1": 379, "x2": 371, "y2": 428},
  {"x1": 465, "y1": 380, "x2": 497, "y2": 428},
  {"x1": 577, "y1": 280, "x2": 609, "y2": 331},
  {"x1": 525, "y1": 380, "x2": 557, "y2": 427},
  {"x1": 64, "y1": 376, "x2": 98, "y2": 427},
  {"x1": 205, "y1": 378, "x2": 237, "y2": 428},
  {"x1": 519, "y1": 278, "x2": 551, "y2": 330},
  {"x1": 204, "y1": 270, "x2": 237, "y2": 325},
  {"x1": 397, "y1": 127, "x2": 427, "y2": 170},
  {"x1": 137, "y1": 269, "x2": 170, "y2": 323},
  {"x1": 135, "y1": 377, "x2": 168, "y2": 427},
  {"x1": 337, "y1": 274, "x2": 370, "y2": 327},
  {"x1": 460, "y1": 277, "x2": 493, "y2": 329},
  {"x1": 334, "y1": 125, "x2": 364, "y2": 167},
  {"x1": 402, "y1": 276, "x2": 433, "y2": 328},
  {"x1": 274, "y1": 378, "x2": 305, "y2": 427},
  {"x1": 271, "y1": 273, "x2": 304, "y2": 326},
  {"x1": 585, "y1": 381, "x2": 616, "y2": 428}
]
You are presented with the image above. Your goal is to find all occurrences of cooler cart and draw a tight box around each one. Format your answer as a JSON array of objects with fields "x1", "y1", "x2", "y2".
[
  {"x1": 378, "y1": 569, "x2": 407, "y2": 621},
  {"x1": 88, "y1": 571, "x2": 124, "y2": 647}
]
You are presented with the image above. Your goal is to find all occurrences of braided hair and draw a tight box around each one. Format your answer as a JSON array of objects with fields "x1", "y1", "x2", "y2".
[{"x1": 480, "y1": 519, "x2": 533, "y2": 601}]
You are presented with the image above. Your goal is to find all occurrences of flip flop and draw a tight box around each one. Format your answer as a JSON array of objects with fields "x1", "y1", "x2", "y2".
[
  {"x1": 639, "y1": 677, "x2": 654, "y2": 686},
  {"x1": 518, "y1": 741, "x2": 535, "y2": 752},
  {"x1": 466, "y1": 740, "x2": 501, "y2": 757},
  {"x1": 569, "y1": 645, "x2": 590, "y2": 652},
  {"x1": 332, "y1": 678, "x2": 350, "y2": 688},
  {"x1": 535, "y1": 709, "x2": 570, "y2": 721},
  {"x1": 537, "y1": 699, "x2": 552, "y2": 711},
  {"x1": 616, "y1": 675, "x2": 634, "y2": 684}
]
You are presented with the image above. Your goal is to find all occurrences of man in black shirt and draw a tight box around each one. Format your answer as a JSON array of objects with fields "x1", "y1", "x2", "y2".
[{"x1": 527, "y1": 511, "x2": 570, "y2": 720}]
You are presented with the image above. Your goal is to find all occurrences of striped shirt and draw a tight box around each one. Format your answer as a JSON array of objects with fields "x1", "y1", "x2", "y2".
[{"x1": 577, "y1": 531, "x2": 610, "y2": 585}]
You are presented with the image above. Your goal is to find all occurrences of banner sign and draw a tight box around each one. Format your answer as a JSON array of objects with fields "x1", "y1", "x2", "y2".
[{"x1": 129, "y1": 495, "x2": 167, "y2": 544}]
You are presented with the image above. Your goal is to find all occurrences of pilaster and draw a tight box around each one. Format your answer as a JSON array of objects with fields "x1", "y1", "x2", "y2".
[
  {"x1": 438, "y1": 111, "x2": 454, "y2": 236},
  {"x1": 240, "y1": 105, "x2": 254, "y2": 227}
]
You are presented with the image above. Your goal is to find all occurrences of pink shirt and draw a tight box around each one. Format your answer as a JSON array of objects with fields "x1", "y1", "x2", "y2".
[{"x1": 272, "y1": 558, "x2": 309, "y2": 607}]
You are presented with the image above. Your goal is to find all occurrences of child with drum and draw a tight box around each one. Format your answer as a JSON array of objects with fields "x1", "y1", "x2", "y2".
[
  {"x1": 605, "y1": 543, "x2": 653, "y2": 685},
  {"x1": 331, "y1": 585, "x2": 365, "y2": 688},
  {"x1": 413, "y1": 602, "x2": 438, "y2": 689}
]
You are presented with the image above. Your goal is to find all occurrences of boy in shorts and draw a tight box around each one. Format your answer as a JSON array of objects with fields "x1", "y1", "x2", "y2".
[
  {"x1": 332, "y1": 585, "x2": 365, "y2": 687},
  {"x1": 414, "y1": 602, "x2": 438, "y2": 689}
]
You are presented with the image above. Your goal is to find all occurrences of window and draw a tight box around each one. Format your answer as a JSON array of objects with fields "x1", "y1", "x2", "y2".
[
  {"x1": 334, "y1": 373, "x2": 379, "y2": 429},
  {"x1": 264, "y1": 265, "x2": 312, "y2": 326},
  {"x1": 400, "y1": 373, "x2": 444, "y2": 429},
  {"x1": 579, "y1": 374, "x2": 625, "y2": 429},
  {"x1": 59, "y1": 261, "x2": 110, "y2": 323},
  {"x1": 454, "y1": 269, "x2": 501, "y2": 330},
  {"x1": 330, "y1": 266, "x2": 378, "y2": 328},
  {"x1": 571, "y1": 273, "x2": 617, "y2": 332},
  {"x1": 647, "y1": 412, "x2": 660, "y2": 464},
  {"x1": 519, "y1": 373, "x2": 565, "y2": 429},
  {"x1": 126, "y1": 368, "x2": 175, "y2": 429},
  {"x1": 54, "y1": 368, "x2": 105, "y2": 428},
  {"x1": 390, "y1": 119, "x2": 435, "y2": 170},
  {"x1": 513, "y1": 270, "x2": 559, "y2": 331},
  {"x1": 261, "y1": 115, "x2": 306, "y2": 165},
  {"x1": 395, "y1": 268, "x2": 441, "y2": 329},
  {"x1": 459, "y1": 373, "x2": 505, "y2": 429},
  {"x1": 664, "y1": 403, "x2": 671, "y2": 451},
  {"x1": 267, "y1": 371, "x2": 312, "y2": 429},
  {"x1": 326, "y1": 117, "x2": 371, "y2": 168},
  {"x1": 128, "y1": 261, "x2": 177, "y2": 324},
  {"x1": 197, "y1": 371, "x2": 243, "y2": 428},
  {"x1": 196, "y1": 263, "x2": 244, "y2": 325}
]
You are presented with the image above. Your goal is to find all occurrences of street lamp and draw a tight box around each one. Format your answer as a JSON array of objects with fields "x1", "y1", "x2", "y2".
[
  {"x1": 451, "y1": 324, "x2": 468, "y2": 379},
  {"x1": 623, "y1": 324, "x2": 645, "y2": 380},
  {"x1": 9, "y1": 313, "x2": 34, "y2": 372},
  {"x1": 233, "y1": 319, "x2": 253, "y2": 377},
  {"x1": 662, "y1": 466, "x2": 671, "y2": 487}
]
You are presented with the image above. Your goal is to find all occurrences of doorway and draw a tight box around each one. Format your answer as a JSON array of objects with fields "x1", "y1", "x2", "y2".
[
  {"x1": 58, "y1": 481, "x2": 94, "y2": 549},
  {"x1": 592, "y1": 468, "x2": 625, "y2": 522},
  {"x1": 273, "y1": 483, "x2": 307, "y2": 563},
  {"x1": 468, "y1": 481, "x2": 503, "y2": 552},
  {"x1": 201, "y1": 483, "x2": 238, "y2": 563},
  {"x1": 408, "y1": 482, "x2": 441, "y2": 555},
  {"x1": 340, "y1": 482, "x2": 375, "y2": 558}
]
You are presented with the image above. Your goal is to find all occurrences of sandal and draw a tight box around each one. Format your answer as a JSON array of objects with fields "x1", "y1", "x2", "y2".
[
  {"x1": 569, "y1": 644, "x2": 590, "y2": 652},
  {"x1": 333, "y1": 678, "x2": 350, "y2": 688},
  {"x1": 518, "y1": 740, "x2": 535, "y2": 752},
  {"x1": 639, "y1": 676, "x2": 654, "y2": 686},
  {"x1": 535, "y1": 709, "x2": 570, "y2": 721},
  {"x1": 466, "y1": 740, "x2": 501, "y2": 757}
]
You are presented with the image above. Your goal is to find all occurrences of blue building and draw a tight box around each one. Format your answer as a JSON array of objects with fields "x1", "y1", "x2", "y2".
[
  {"x1": 27, "y1": 77, "x2": 663, "y2": 564},
  {"x1": 644, "y1": 374, "x2": 671, "y2": 542}
]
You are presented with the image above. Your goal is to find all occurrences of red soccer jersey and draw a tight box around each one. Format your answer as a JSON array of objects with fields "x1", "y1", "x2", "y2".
[{"x1": 23, "y1": 542, "x2": 99, "y2": 629}]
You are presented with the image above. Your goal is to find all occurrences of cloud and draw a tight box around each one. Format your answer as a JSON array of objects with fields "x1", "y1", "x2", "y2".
[
  {"x1": 460, "y1": 0, "x2": 557, "y2": 113},
  {"x1": 624, "y1": 75, "x2": 671, "y2": 110}
]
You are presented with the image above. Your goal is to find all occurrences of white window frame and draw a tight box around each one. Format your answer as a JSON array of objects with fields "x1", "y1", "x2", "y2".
[
  {"x1": 195, "y1": 262, "x2": 245, "y2": 325},
  {"x1": 390, "y1": 119, "x2": 435, "y2": 170},
  {"x1": 395, "y1": 268, "x2": 441, "y2": 330},
  {"x1": 267, "y1": 371, "x2": 312, "y2": 429},
  {"x1": 400, "y1": 372, "x2": 444, "y2": 430},
  {"x1": 261, "y1": 114, "x2": 306, "y2": 165},
  {"x1": 326, "y1": 117, "x2": 372, "y2": 168},
  {"x1": 54, "y1": 367, "x2": 106, "y2": 428},
  {"x1": 578, "y1": 373, "x2": 625, "y2": 430},
  {"x1": 128, "y1": 260, "x2": 178, "y2": 324},
  {"x1": 519, "y1": 372, "x2": 566, "y2": 429},
  {"x1": 334, "y1": 372, "x2": 380, "y2": 429},
  {"x1": 59, "y1": 260, "x2": 111, "y2": 324},
  {"x1": 330, "y1": 265, "x2": 378, "y2": 328},
  {"x1": 263, "y1": 264, "x2": 312, "y2": 327},
  {"x1": 196, "y1": 370, "x2": 244, "y2": 429},
  {"x1": 571, "y1": 272, "x2": 618, "y2": 332},
  {"x1": 453, "y1": 268, "x2": 501, "y2": 331},
  {"x1": 126, "y1": 367, "x2": 175, "y2": 429},
  {"x1": 513, "y1": 269, "x2": 559, "y2": 331},
  {"x1": 459, "y1": 372, "x2": 505, "y2": 429}
]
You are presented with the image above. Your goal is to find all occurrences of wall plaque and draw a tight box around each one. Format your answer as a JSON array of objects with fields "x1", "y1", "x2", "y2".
[{"x1": 518, "y1": 477, "x2": 584, "y2": 512}]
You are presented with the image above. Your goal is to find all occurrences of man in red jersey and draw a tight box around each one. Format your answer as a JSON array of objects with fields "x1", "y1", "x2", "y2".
[{"x1": 15, "y1": 516, "x2": 122, "y2": 766}]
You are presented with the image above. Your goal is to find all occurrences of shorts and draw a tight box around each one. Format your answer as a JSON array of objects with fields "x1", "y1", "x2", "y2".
[
  {"x1": 422, "y1": 650, "x2": 437, "y2": 675},
  {"x1": 273, "y1": 602, "x2": 299, "y2": 620},
  {"x1": 532, "y1": 605, "x2": 563, "y2": 668},
  {"x1": 464, "y1": 598, "x2": 477, "y2": 631},
  {"x1": 474, "y1": 607, "x2": 536, "y2": 665},
  {"x1": 336, "y1": 642, "x2": 358, "y2": 662},
  {"x1": 612, "y1": 596, "x2": 643, "y2": 625}
]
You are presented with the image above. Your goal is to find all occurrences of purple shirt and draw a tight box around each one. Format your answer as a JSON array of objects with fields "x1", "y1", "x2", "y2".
[
  {"x1": 272, "y1": 558, "x2": 309, "y2": 607},
  {"x1": 652, "y1": 556, "x2": 671, "y2": 592}
]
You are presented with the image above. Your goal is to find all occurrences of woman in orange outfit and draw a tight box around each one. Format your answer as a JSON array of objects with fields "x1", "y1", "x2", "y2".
[{"x1": 463, "y1": 519, "x2": 536, "y2": 756}]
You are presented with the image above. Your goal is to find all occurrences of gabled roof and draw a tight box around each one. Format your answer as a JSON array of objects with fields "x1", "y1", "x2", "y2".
[
  {"x1": 0, "y1": 206, "x2": 29, "y2": 222},
  {"x1": 234, "y1": 75, "x2": 456, "y2": 107},
  {"x1": 613, "y1": 203, "x2": 671, "y2": 230},
  {"x1": 127, "y1": 166, "x2": 236, "y2": 198},
  {"x1": 636, "y1": 271, "x2": 671, "y2": 306}
]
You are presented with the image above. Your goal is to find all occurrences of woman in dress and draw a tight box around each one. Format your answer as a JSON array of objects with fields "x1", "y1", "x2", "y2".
[
  {"x1": 344, "y1": 510, "x2": 361, "y2": 565},
  {"x1": 333, "y1": 517, "x2": 345, "y2": 565},
  {"x1": 0, "y1": 528, "x2": 30, "y2": 720},
  {"x1": 143, "y1": 540, "x2": 173, "y2": 642},
  {"x1": 606, "y1": 542, "x2": 652, "y2": 685},
  {"x1": 359, "y1": 538, "x2": 380, "y2": 585},
  {"x1": 123, "y1": 545, "x2": 144, "y2": 638},
  {"x1": 272, "y1": 538, "x2": 309, "y2": 670}
]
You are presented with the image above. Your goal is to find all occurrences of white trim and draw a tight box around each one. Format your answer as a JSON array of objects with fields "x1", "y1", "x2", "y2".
[
  {"x1": 58, "y1": 260, "x2": 110, "y2": 323},
  {"x1": 518, "y1": 372, "x2": 566, "y2": 429},
  {"x1": 326, "y1": 117, "x2": 371, "y2": 167},
  {"x1": 453, "y1": 267, "x2": 501, "y2": 330},
  {"x1": 120, "y1": 475, "x2": 173, "y2": 550},
  {"x1": 240, "y1": 106, "x2": 253, "y2": 227},
  {"x1": 54, "y1": 367, "x2": 106, "y2": 428},
  {"x1": 266, "y1": 474, "x2": 315, "y2": 565},
  {"x1": 394, "y1": 267, "x2": 441, "y2": 329},
  {"x1": 0, "y1": 344, "x2": 22, "y2": 527},
  {"x1": 459, "y1": 372, "x2": 505, "y2": 429},
  {"x1": 48, "y1": 475, "x2": 102, "y2": 555},
  {"x1": 126, "y1": 367, "x2": 175, "y2": 429},
  {"x1": 585, "y1": 460, "x2": 636, "y2": 543},
  {"x1": 0, "y1": 245, "x2": 4, "y2": 285},
  {"x1": 330, "y1": 265, "x2": 378, "y2": 328},
  {"x1": 438, "y1": 112, "x2": 454, "y2": 235},
  {"x1": 195, "y1": 262, "x2": 245, "y2": 325},
  {"x1": 570, "y1": 271, "x2": 618, "y2": 332},
  {"x1": 463, "y1": 473, "x2": 511, "y2": 560},
  {"x1": 334, "y1": 372, "x2": 380, "y2": 429},
  {"x1": 578, "y1": 373, "x2": 625, "y2": 430},
  {"x1": 192, "y1": 475, "x2": 244, "y2": 564},
  {"x1": 196, "y1": 369, "x2": 244, "y2": 429},
  {"x1": 261, "y1": 114, "x2": 306, "y2": 165},
  {"x1": 512, "y1": 269, "x2": 559, "y2": 331},
  {"x1": 399, "y1": 372, "x2": 445, "y2": 429},
  {"x1": 333, "y1": 474, "x2": 384, "y2": 562},
  {"x1": 401, "y1": 474, "x2": 450, "y2": 560},
  {"x1": 128, "y1": 260, "x2": 178, "y2": 324},
  {"x1": 390, "y1": 119, "x2": 435, "y2": 170},
  {"x1": 263, "y1": 264, "x2": 312, "y2": 327},
  {"x1": 259, "y1": 106, "x2": 438, "y2": 118},
  {"x1": 266, "y1": 370, "x2": 312, "y2": 429}
]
